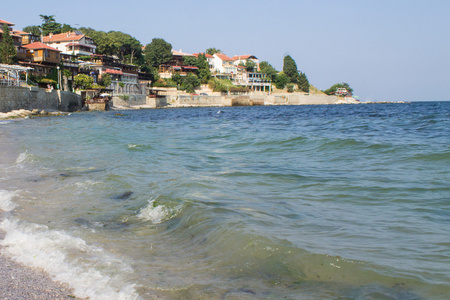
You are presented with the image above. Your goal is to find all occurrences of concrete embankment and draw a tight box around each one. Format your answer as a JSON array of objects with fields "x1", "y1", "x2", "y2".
[
  {"x1": 0, "y1": 86, "x2": 81, "y2": 113},
  {"x1": 111, "y1": 93, "x2": 356, "y2": 109}
]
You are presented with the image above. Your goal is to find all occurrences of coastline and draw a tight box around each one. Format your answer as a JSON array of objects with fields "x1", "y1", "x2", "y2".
[{"x1": 0, "y1": 229, "x2": 83, "y2": 300}]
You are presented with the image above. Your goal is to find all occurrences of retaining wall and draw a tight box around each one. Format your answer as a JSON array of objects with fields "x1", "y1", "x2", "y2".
[
  {"x1": 111, "y1": 94, "x2": 147, "y2": 108},
  {"x1": 0, "y1": 86, "x2": 81, "y2": 112}
]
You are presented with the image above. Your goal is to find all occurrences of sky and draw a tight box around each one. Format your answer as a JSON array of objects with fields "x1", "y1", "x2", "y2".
[{"x1": 2, "y1": 0, "x2": 449, "y2": 101}]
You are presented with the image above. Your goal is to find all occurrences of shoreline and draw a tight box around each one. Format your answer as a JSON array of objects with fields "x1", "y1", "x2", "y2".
[{"x1": 0, "y1": 228, "x2": 83, "y2": 299}]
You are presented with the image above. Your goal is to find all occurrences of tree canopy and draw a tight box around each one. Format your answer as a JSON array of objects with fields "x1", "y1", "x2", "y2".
[
  {"x1": 79, "y1": 28, "x2": 143, "y2": 65},
  {"x1": 259, "y1": 61, "x2": 278, "y2": 82},
  {"x1": 283, "y1": 55, "x2": 309, "y2": 92},
  {"x1": 144, "y1": 38, "x2": 172, "y2": 67},
  {"x1": 0, "y1": 24, "x2": 18, "y2": 64},
  {"x1": 206, "y1": 48, "x2": 222, "y2": 55},
  {"x1": 23, "y1": 25, "x2": 41, "y2": 36},
  {"x1": 283, "y1": 55, "x2": 300, "y2": 84},
  {"x1": 323, "y1": 83, "x2": 353, "y2": 96},
  {"x1": 39, "y1": 15, "x2": 62, "y2": 35}
]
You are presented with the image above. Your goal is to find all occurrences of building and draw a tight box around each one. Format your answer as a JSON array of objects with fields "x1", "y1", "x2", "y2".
[
  {"x1": 43, "y1": 31, "x2": 96, "y2": 56},
  {"x1": 212, "y1": 53, "x2": 237, "y2": 75},
  {"x1": 20, "y1": 42, "x2": 61, "y2": 76},
  {"x1": 14, "y1": 30, "x2": 40, "y2": 45},
  {"x1": 158, "y1": 49, "x2": 199, "y2": 79},
  {"x1": 231, "y1": 55, "x2": 260, "y2": 71},
  {"x1": 234, "y1": 71, "x2": 271, "y2": 93},
  {"x1": 80, "y1": 54, "x2": 142, "y2": 94},
  {"x1": 0, "y1": 19, "x2": 22, "y2": 48}
]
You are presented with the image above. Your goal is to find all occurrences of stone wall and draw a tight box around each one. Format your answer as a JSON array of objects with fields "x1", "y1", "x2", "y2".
[
  {"x1": 0, "y1": 86, "x2": 81, "y2": 113},
  {"x1": 111, "y1": 94, "x2": 147, "y2": 108},
  {"x1": 265, "y1": 94, "x2": 339, "y2": 105}
]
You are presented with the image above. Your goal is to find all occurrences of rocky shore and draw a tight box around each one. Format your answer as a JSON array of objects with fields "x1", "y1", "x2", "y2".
[{"x1": 0, "y1": 109, "x2": 70, "y2": 120}]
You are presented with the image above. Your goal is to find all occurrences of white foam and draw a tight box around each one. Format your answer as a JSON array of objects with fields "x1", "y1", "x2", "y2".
[
  {"x1": 0, "y1": 219, "x2": 139, "y2": 300},
  {"x1": 137, "y1": 199, "x2": 183, "y2": 224},
  {"x1": 0, "y1": 189, "x2": 16, "y2": 211},
  {"x1": 15, "y1": 151, "x2": 28, "y2": 164}
]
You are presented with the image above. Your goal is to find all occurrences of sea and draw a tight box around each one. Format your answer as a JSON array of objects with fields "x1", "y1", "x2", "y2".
[{"x1": 0, "y1": 102, "x2": 449, "y2": 300}]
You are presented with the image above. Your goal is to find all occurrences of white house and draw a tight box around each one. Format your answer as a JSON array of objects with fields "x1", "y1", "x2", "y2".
[
  {"x1": 212, "y1": 53, "x2": 237, "y2": 74},
  {"x1": 231, "y1": 55, "x2": 260, "y2": 71},
  {"x1": 43, "y1": 31, "x2": 96, "y2": 56}
]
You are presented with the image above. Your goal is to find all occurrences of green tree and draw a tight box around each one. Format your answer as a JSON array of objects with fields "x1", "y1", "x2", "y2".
[
  {"x1": 259, "y1": 61, "x2": 278, "y2": 82},
  {"x1": 298, "y1": 72, "x2": 310, "y2": 93},
  {"x1": 196, "y1": 53, "x2": 211, "y2": 84},
  {"x1": 283, "y1": 55, "x2": 300, "y2": 84},
  {"x1": 206, "y1": 47, "x2": 222, "y2": 55},
  {"x1": 39, "y1": 15, "x2": 62, "y2": 35},
  {"x1": 0, "y1": 24, "x2": 18, "y2": 64},
  {"x1": 181, "y1": 73, "x2": 201, "y2": 93},
  {"x1": 183, "y1": 56, "x2": 198, "y2": 66},
  {"x1": 99, "y1": 73, "x2": 112, "y2": 88},
  {"x1": 61, "y1": 24, "x2": 75, "y2": 33},
  {"x1": 245, "y1": 60, "x2": 256, "y2": 72},
  {"x1": 73, "y1": 74, "x2": 94, "y2": 90},
  {"x1": 144, "y1": 38, "x2": 172, "y2": 67},
  {"x1": 274, "y1": 72, "x2": 289, "y2": 90},
  {"x1": 323, "y1": 82, "x2": 353, "y2": 96},
  {"x1": 23, "y1": 25, "x2": 41, "y2": 36}
]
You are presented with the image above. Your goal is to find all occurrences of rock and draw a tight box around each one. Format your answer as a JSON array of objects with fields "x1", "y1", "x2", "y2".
[
  {"x1": 31, "y1": 109, "x2": 40, "y2": 115},
  {"x1": 40, "y1": 110, "x2": 48, "y2": 116}
]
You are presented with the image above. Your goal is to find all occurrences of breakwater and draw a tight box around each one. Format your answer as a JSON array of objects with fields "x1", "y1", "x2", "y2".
[
  {"x1": 0, "y1": 86, "x2": 82, "y2": 113},
  {"x1": 111, "y1": 93, "x2": 349, "y2": 109}
]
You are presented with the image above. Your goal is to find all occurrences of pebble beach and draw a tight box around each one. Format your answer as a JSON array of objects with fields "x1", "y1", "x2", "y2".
[{"x1": 0, "y1": 229, "x2": 82, "y2": 300}]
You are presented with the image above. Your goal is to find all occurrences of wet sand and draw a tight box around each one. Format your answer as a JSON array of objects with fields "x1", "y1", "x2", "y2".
[{"x1": 0, "y1": 229, "x2": 82, "y2": 300}]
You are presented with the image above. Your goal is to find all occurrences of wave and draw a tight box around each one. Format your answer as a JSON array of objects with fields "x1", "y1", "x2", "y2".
[
  {"x1": 137, "y1": 198, "x2": 184, "y2": 224},
  {"x1": 0, "y1": 189, "x2": 17, "y2": 211},
  {"x1": 0, "y1": 218, "x2": 139, "y2": 300}
]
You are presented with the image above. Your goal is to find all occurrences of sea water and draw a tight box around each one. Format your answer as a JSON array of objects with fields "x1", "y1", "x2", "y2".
[{"x1": 0, "y1": 102, "x2": 449, "y2": 299}]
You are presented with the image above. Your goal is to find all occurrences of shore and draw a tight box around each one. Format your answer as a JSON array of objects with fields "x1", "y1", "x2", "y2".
[
  {"x1": 0, "y1": 109, "x2": 70, "y2": 120},
  {"x1": 0, "y1": 229, "x2": 83, "y2": 299}
]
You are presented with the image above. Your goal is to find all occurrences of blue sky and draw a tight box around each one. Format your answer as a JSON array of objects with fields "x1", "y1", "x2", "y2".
[{"x1": 2, "y1": 0, "x2": 449, "y2": 101}]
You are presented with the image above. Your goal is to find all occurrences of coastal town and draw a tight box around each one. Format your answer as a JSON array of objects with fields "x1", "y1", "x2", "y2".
[{"x1": 0, "y1": 17, "x2": 359, "y2": 114}]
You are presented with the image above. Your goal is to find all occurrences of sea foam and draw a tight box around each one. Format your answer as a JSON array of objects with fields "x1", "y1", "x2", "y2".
[
  {"x1": 0, "y1": 218, "x2": 139, "y2": 300},
  {"x1": 137, "y1": 199, "x2": 183, "y2": 224},
  {"x1": 0, "y1": 189, "x2": 17, "y2": 211}
]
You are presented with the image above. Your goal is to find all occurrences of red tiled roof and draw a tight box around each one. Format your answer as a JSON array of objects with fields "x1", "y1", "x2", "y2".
[
  {"x1": 0, "y1": 19, "x2": 15, "y2": 26},
  {"x1": 104, "y1": 69, "x2": 123, "y2": 75},
  {"x1": 23, "y1": 42, "x2": 61, "y2": 51},
  {"x1": 215, "y1": 53, "x2": 233, "y2": 61},
  {"x1": 43, "y1": 32, "x2": 85, "y2": 43},
  {"x1": 231, "y1": 55, "x2": 257, "y2": 61},
  {"x1": 193, "y1": 52, "x2": 213, "y2": 58},
  {"x1": 12, "y1": 29, "x2": 28, "y2": 35}
]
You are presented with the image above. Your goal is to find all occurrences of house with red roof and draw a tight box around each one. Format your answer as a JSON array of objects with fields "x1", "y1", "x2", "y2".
[
  {"x1": 231, "y1": 55, "x2": 260, "y2": 71},
  {"x1": 212, "y1": 53, "x2": 237, "y2": 75},
  {"x1": 20, "y1": 42, "x2": 61, "y2": 76},
  {"x1": 0, "y1": 19, "x2": 23, "y2": 47},
  {"x1": 43, "y1": 31, "x2": 96, "y2": 56}
]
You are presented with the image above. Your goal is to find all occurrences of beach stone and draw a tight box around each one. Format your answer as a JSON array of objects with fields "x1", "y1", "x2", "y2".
[{"x1": 31, "y1": 109, "x2": 40, "y2": 115}]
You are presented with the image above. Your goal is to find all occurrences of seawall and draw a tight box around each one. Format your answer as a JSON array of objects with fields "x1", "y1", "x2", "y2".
[
  {"x1": 0, "y1": 86, "x2": 82, "y2": 113},
  {"x1": 111, "y1": 93, "x2": 349, "y2": 109}
]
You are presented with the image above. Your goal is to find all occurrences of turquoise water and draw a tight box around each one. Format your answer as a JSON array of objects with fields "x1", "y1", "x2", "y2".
[{"x1": 0, "y1": 102, "x2": 449, "y2": 299}]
